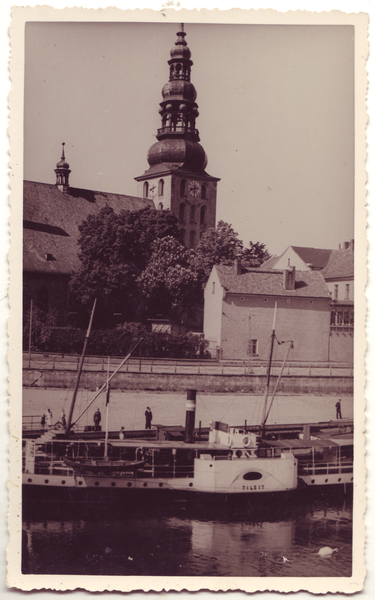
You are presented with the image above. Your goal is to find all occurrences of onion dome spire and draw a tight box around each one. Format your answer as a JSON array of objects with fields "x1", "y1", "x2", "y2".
[
  {"x1": 146, "y1": 25, "x2": 208, "y2": 173},
  {"x1": 54, "y1": 142, "x2": 71, "y2": 193}
]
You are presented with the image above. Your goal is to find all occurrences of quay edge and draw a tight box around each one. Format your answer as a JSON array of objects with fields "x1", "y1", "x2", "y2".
[{"x1": 23, "y1": 369, "x2": 353, "y2": 394}]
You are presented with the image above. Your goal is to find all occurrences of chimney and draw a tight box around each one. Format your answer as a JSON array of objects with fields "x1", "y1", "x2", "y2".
[
  {"x1": 184, "y1": 389, "x2": 197, "y2": 443},
  {"x1": 234, "y1": 258, "x2": 242, "y2": 275},
  {"x1": 283, "y1": 266, "x2": 296, "y2": 291},
  {"x1": 344, "y1": 241, "x2": 350, "y2": 250}
]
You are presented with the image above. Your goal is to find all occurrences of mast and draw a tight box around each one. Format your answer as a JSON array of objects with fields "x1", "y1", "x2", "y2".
[
  {"x1": 66, "y1": 298, "x2": 97, "y2": 434},
  {"x1": 260, "y1": 301, "x2": 277, "y2": 437},
  {"x1": 264, "y1": 340, "x2": 294, "y2": 425},
  {"x1": 70, "y1": 337, "x2": 143, "y2": 429}
]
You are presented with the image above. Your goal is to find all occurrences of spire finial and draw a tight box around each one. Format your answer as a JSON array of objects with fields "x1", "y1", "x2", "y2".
[
  {"x1": 180, "y1": 23, "x2": 184, "y2": 32},
  {"x1": 61, "y1": 142, "x2": 65, "y2": 160}
]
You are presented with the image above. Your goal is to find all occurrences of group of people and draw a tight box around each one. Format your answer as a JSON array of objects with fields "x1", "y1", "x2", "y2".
[
  {"x1": 40, "y1": 400, "x2": 343, "y2": 435},
  {"x1": 40, "y1": 405, "x2": 153, "y2": 433},
  {"x1": 41, "y1": 408, "x2": 67, "y2": 430}
]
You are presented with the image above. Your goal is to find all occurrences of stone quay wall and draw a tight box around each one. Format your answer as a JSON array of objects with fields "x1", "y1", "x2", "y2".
[{"x1": 23, "y1": 368, "x2": 353, "y2": 395}]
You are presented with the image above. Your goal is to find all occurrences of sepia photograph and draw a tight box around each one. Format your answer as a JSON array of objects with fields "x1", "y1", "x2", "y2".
[{"x1": 7, "y1": 5, "x2": 368, "y2": 594}]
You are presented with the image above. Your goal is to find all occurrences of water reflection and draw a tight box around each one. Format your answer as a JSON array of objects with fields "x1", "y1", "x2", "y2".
[{"x1": 23, "y1": 492, "x2": 352, "y2": 577}]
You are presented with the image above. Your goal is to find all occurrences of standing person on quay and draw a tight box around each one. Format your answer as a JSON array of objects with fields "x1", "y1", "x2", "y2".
[
  {"x1": 94, "y1": 408, "x2": 102, "y2": 432},
  {"x1": 40, "y1": 414, "x2": 46, "y2": 430},
  {"x1": 145, "y1": 407, "x2": 153, "y2": 429},
  {"x1": 61, "y1": 408, "x2": 66, "y2": 429},
  {"x1": 47, "y1": 408, "x2": 53, "y2": 428},
  {"x1": 335, "y1": 399, "x2": 342, "y2": 419}
]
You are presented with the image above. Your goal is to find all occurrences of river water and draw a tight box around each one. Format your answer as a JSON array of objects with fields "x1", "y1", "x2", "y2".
[
  {"x1": 22, "y1": 491, "x2": 352, "y2": 577},
  {"x1": 22, "y1": 388, "x2": 354, "y2": 578}
]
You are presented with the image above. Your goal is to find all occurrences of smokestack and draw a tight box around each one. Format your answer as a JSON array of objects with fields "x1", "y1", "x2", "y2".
[{"x1": 185, "y1": 389, "x2": 197, "y2": 443}]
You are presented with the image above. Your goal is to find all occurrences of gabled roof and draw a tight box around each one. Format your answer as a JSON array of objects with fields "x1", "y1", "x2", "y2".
[
  {"x1": 214, "y1": 265, "x2": 330, "y2": 298},
  {"x1": 321, "y1": 248, "x2": 354, "y2": 280},
  {"x1": 262, "y1": 246, "x2": 333, "y2": 271},
  {"x1": 23, "y1": 180, "x2": 154, "y2": 275},
  {"x1": 261, "y1": 255, "x2": 279, "y2": 269},
  {"x1": 290, "y1": 246, "x2": 333, "y2": 269}
]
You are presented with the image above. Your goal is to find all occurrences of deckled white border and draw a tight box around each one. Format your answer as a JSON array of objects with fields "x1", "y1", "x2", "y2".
[{"x1": 5, "y1": 3, "x2": 369, "y2": 595}]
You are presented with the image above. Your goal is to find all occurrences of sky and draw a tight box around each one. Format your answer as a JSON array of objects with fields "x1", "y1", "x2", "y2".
[{"x1": 23, "y1": 21, "x2": 355, "y2": 256}]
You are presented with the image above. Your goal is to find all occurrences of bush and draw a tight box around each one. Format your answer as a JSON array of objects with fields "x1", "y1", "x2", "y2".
[{"x1": 23, "y1": 322, "x2": 211, "y2": 359}]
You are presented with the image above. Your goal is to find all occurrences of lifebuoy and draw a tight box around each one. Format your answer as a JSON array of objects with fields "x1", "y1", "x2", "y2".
[{"x1": 243, "y1": 436, "x2": 251, "y2": 448}]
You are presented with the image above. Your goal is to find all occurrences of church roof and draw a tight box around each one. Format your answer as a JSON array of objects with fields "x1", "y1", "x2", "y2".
[
  {"x1": 23, "y1": 180, "x2": 154, "y2": 275},
  {"x1": 214, "y1": 265, "x2": 330, "y2": 298},
  {"x1": 321, "y1": 248, "x2": 354, "y2": 279}
]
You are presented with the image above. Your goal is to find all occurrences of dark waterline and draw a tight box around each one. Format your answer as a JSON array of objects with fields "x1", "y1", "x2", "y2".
[{"x1": 22, "y1": 489, "x2": 352, "y2": 578}]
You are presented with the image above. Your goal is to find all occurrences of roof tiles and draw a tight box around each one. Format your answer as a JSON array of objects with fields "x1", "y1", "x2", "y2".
[
  {"x1": 23, "y1": 181, "x2": 154, "y2": 274},
  {"x1": 215, "y1": 265, "x2": 330, "y2": 298}
]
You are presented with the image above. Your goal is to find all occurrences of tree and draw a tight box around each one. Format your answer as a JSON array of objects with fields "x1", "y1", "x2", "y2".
[
  {"x1": 192, "y1": 220, "x2": 244, "y2": 280},
  {"x1": 192, "y1": 221, "x2": 271, "y2": 282},
  {"x1": 69, "y1": 206, "x2": 182, "y2": 326},
  {"x1": 137, "y1": 236, "x2": 201, "y2": 321},
  {"x1": 241, "y1": 241, "x2": 271, "y2": 268}
]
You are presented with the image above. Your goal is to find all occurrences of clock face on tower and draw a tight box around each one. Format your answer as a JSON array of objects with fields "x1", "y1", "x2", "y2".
[
  {"x1": 149, "y1": 183, "x2": 157, "y2": 197},
  {"x1": 188, "y1": 180, "x2": 201, "y2": 197}
]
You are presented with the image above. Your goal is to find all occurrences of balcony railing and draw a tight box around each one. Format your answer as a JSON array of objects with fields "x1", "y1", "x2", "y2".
[{"x1": 157, "y1": 126, "x2": 199, "y2": 137}]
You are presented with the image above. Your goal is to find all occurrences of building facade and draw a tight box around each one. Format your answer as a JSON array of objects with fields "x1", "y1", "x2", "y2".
[
  {"x1": 263, "y1": 242, "x2": 354, "y2": 362},
  {"x1": 204, "y1": 263, "x2": 332, "y2": 362},
  {"x1": 135, "y1": 26, "x2": 219, "y2": 249}
]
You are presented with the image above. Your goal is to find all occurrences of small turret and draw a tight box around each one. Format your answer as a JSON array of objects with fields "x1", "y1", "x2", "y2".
[{"x1": 54, "y1": 142, "x2": 71, "y2": 193}]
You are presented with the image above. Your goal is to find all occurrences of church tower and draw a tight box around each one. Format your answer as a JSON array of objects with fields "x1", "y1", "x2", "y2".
[
  {"x1": 54, "y1": 142, "x2": 71, "y2": 193},
  {"x1": 135, "y1": 25, "x2": 219, "y2": 249}
]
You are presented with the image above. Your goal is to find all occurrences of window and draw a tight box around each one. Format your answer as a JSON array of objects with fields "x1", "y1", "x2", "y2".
[
  {"x1": 200, "y1": 205, "x2": 206, "y2": 225},
  {"x1": 179, "y1": 203, "x2": 185, "y2": 223},
  {"x1": 180, "y1": 179, "x2": 186, "y2": 196},
  {"x1": 180, "y1": 229, "x2": 186, "y2": 244},
  {"x1": 331, "y1": 311, "x2": 336, "y2": 326},
  {"x1": 158, "y1": 179, "x2": 164, "y2": 196},
  {"x1": 334, "y1": 285, "x2": 338, "y2": 300},
  {"x1": 190, "y1": 206, "x2": 195, "y2": 223},
  {"x1": 345, "y1": 284, "x2": 350, "y2": 300},
  {"x1": 143, "y1": 181, "x2": 149, "y2": 198},
  {"x1": 201, "y1": 184, "x2": 206, "y2": 199},
  {"x1": 158, "y1": 202, "x2": 163, "y2": 211},
  {"x1": 248, "y1": 339, "x2": 258, "y2": 356},
  {"x1": 189, "y1": 230, "x2": 196, "y2": 248}
]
